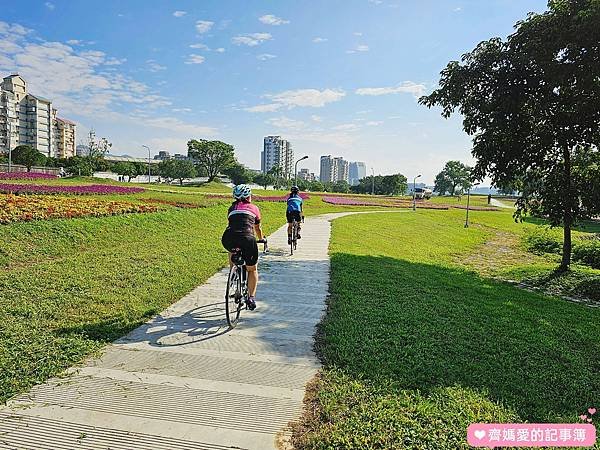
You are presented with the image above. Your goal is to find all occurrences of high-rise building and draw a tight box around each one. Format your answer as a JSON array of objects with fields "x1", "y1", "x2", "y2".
[
  {"x1": 0, "y1": 74, "x2": 76, "y2": 158},
  {"x1": 298, "y1": 168, "x2": 316, "y2": 182},
  {"x1": 262, "y1": 136, "x2": 294, "y2": 179},
  {"x1": 334, "y1": 157, "x2": 349, "y2": 183},
  {"x1": 319, "y1": 155, "x2": 335, "y2": 183},
  {"x1": 349, "y1": 161, "x2": 367, "y2": 186}
]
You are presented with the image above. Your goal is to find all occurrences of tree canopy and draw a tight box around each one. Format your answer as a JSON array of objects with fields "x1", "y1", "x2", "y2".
[
  {"x1": 223, "y1": 162, "x2": 254, "y2": 185},
  {"x1": 11, "y1": 145, "x2": 46, "y2": 171},
  {"x1": 352, "y1": 174, "x2": 408, "y2": 196},
  {"x1": 420, "y1": 0, "x2": 600, "y2": 270},
  {"x1": 187, "y1": 139, "x2": 235, "y2": 182},
  {"x1": 433, "y1": 161, "x2": 472, "y2": 196},
  {"x1": 158, "y1": 159, "x2": 197, "y2": 185}
]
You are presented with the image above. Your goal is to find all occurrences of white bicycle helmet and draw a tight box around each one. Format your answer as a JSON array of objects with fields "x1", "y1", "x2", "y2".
[{"x1": 233, "y1": 184, "x2": 252, "y2": 200}]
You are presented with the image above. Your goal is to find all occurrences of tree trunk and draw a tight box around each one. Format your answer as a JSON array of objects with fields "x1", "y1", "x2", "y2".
[{"x1": 559, "y1": 147, "x2": 573, "y2": 272}]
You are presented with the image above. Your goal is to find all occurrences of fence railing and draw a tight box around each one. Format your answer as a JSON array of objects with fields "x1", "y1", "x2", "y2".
[{"x1": 0, "y1": 164, "x2": 61, "y2": 175}]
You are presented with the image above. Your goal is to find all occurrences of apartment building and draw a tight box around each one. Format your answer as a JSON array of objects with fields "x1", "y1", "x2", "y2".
[
  {"x1": 320, "y1": 155, "x2": 350, "y2": 183},
  {"x1": 0, "y1": 74, "x2": 76, "y2": 158},
  {"x1": 298, "y1": 168, "x2": 316, "y2": 182},
  {"x1": 261, "y1": 136, "x2": 294, "y2": 179},
  {"x1": 349, "y1": 161, "x2": 366, "y2": 186}
]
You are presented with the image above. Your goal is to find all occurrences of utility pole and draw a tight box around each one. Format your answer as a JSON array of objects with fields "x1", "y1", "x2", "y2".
[{"x1": 371, "y1": 168, "x2": 375, "y2": 195}]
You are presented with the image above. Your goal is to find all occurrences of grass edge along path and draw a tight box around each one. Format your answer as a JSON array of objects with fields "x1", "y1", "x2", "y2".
[
  {"x1": 291, "y1": 210, "x2": 600, "y2": 450},
  {"x1": 0, "y1": 199, "x2": 383, "y2": 405}
]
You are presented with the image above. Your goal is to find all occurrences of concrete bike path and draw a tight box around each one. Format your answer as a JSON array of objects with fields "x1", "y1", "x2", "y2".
[{"x1": 0, "y1": 213, "x2": 350, "y2": 450}]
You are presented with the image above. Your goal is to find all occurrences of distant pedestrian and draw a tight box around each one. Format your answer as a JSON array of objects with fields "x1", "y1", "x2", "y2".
[{"x1": 487, "y1": 194, "x2": 492, "y2": 204}]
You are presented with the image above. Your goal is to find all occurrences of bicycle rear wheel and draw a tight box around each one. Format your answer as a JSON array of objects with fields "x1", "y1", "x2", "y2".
[
  {"x1": 225, "y1": 266, "x2": 243, "y2": 327},
  {"x1": 290, "y1": 221, "x2": 295, "y2": 255}
]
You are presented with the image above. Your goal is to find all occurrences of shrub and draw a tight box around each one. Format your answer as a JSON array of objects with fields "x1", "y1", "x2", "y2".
[
  {"x1": 523, "y1": 228, "x2": 562, "y2": 255},
  {"x1": 573, "y1": 239, "x2": 600, "y2": 269}
]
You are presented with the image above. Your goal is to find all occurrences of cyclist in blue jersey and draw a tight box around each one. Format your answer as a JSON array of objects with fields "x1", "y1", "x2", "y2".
[{"x1": 286, "y1": 186, "x2": 304, "y2": 245}]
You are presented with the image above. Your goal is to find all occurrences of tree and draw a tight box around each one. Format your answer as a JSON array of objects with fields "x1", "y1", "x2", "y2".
[
  {"x1": 158, "y1": 159, "x2": 176, "y2": 182},
  {"x1": 333, "y1": 180, "x2": 350, "y2": 193},
  {"x1": 381, "y1": 174, "x2": 408, "y2": 196},
  {"x1": 187, "y1": 139, "x2": 235, "y2": 182},
  {"x1": 65, "y1": 156, "x2": 94, "y2": 176},
  {"x1": 254, "y1": 173, "x2": 275, "y2": 190},
  {"x1": 433, "y1": 161, "x2": 472, "y2": 196},
  {"x1": 11, "y1": 145, "x2": 46, "y2": 171},
  {"x1": 223, "y1": 162, "x2": 254, "y2": 185},
  {"x1": 113, "y1": 162, "x2": 138, "y2": 181},
  {"x1": 420, "y1": 0, "x2": 600, "y2": 271},
  {"x1": 171, "y1": 160, "x2": 196, "y2": 185},
  {"x1": 309, "y1": 180, "x2": 324, "y2": 192}
]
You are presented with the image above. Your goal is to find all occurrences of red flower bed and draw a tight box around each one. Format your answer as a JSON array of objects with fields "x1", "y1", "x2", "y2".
[
  {"x1": 0, "y1": 172, "x2": 58, "y2": 180},
  {"x1": 142, "y1": 198, "x2": 206, "y2": 208},
  {"x1": 0, "y1": 184, "x2": 144, "y2": 195},
  {"x1": 322, "y1": 196, "x2": 449, "y2": 210}
]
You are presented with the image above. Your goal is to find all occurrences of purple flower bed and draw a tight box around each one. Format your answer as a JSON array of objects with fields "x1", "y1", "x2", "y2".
[
  {"x1": 0, "y1": 172, "x2": 58, "y2": 180},
  {"x1": 322, "y1": 196, "x2": 450, "y2": 210},
  {"x1": 0, "y1": 184, "x2": 144, "y2": 195}
]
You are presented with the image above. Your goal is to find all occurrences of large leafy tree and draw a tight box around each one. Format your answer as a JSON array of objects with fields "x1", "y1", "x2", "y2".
[
  {"x1": 11, "y1": 145, "x2": 46, "y2": 171},
  {"x1": 223, "y1": 161, "x2": 254, "y2": 185},
  {"x1": 420, "y1": 0, "x2": 600, "y2": 271},
  {"x1": 187, "y1": 139, "x2": 235, "y2": 182},
  {"x1": 113, "y1": 162, "x2": 138, "y2": 181},
  {"x1": 434, "y1": 161, "x2": 472, "y2": 196},
  {"x1": 381, "y1": 174, "x2": 408, "y2": 196}
]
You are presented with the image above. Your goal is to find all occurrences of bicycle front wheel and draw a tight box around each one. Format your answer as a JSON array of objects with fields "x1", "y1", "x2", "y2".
[{"x1": 225, "y1": 266, "x2": 243, "y2": 327}]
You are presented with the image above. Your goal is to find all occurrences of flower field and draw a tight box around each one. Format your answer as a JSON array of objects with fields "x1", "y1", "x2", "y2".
[
  {"x1": 205, "y1": 193, "x2": 310, "y2": 202},
  {"x1": 0, "y1": 172, "x2": 58, "y2": 180},
  {"x1": 0, "y1": 194, "x2": 158, "y2": 224},
  {"x1": 321, "y1": 195, "x2": 499, "y2": 211},
  {"x1": 0, "y1": 184, "x2": 144, "y2": 195}
]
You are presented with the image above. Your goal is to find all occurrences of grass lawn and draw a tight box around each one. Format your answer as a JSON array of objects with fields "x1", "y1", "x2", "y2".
[
  {"x1": 292, "y1": 210, "x2": 600, "y2": 449},
  {"x1": 0, "y1": 186, "x2": 381, "y2": 405}
]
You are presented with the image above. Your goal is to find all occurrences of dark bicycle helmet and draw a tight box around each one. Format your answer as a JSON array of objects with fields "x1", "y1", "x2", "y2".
[{"x1": 290, "y1": 185, "x2": 299, "y2": 194}]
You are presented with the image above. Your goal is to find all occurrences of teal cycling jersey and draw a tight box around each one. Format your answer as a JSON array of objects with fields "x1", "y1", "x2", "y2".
[{"x1": 286, "y1": 195, "x2": 303, "y2": 212}]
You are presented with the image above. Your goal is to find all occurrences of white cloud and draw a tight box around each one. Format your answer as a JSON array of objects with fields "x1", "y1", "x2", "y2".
[
  {"x1": 333, "y1": 123, "x2": 359, "y2": 131},
  {"x1": 270, "y1": 88, "x2": 346, "y2": 108},
  {"x1": 66, "y1": 39, "x2": 82, "y2": 45},
  {"x1": 257, "y1": 53, "x2": 277, "y2": 61},
  {"x1": 245, "y1": 103, "x2": 282, "y2": 113},
  {"x1": 366, "y1": 121, "x2": 383, "y2": 126},
  {"x1": 173, "y1": 10, "x2": 187, "y2": 17},
  {"x1": 195, "y1": 20, "x2": 214, "y2": 34},
  {"x1": 189, "y1": 43, "x2": 210, "y2": 50},
  {"x1": 368, "y1": 0, "x2": 383, "y2": 4},
  {"x1": 147, "y1": 59, "x2": 166, "y2": 72},
  {"x1": 171, "y1": 107, "x2": 192, "y2": 113},
  {"x1": 259, "y1": 14, "x2": 290, "y2": 25},
  {"x1": 184, "y1": 54, "x2": 205, "y2": 64},
  {"x1": 353, "y1": 32, "x2": 363, "y2": 36},
  {"x1": 246, "y1": 88, "x2": 346, "y2": 112},
  {"x1": 347, "y1": 44, "x2": 369, "y2": 54},
  {"x1": 266, "y1": 116, "x2": 305, "y2": 130},
  {"x1": 215, "y1": 47, "x2": 225, "y2": 53},
  {"x1": 0, "y1": 25, "x2": 174, "y2": 119},
  {"x1": 45, "y1": 2, "x2": 55, "y2": 10},
  {"x1": 453, "y1": 7, "x2": 462, "y2": 12},
  {"x1": 312, "y1": 37, "x2": 328, "y2": 43},
  {"x1": 232, "y1": 33, "x2": 272, "y2": 46},
  {"x1": 311, "y1": 115, "x2": 322, "y2": 122},
  {"x1": 356, "y1": 81, "x2": 426, "y2": 98}
]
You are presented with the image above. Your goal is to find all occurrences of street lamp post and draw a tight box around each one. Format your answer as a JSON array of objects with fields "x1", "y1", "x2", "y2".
[
  {"x1": 6, "y1": 119, "x2": 11, "y2": 173},
  {"x1": 412, "y1": 174, "x2": 422, "y2": 211},
  {"x1": 294, "y1": 155, "x2": 308, "y2": 186},
  {"x1": 464, "y1": 182, "x2": 480, "y2": 228},
  {"x1": 142, "y1": 145, "x2": 151, "y2": 183},
  {"x1": 371, "y1": 168, "x2": 375, "y2": 195}
]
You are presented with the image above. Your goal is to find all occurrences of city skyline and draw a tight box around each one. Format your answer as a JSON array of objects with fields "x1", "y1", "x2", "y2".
[{"x1": 0, "y1": 1, "x2": 548, "y2": 183}]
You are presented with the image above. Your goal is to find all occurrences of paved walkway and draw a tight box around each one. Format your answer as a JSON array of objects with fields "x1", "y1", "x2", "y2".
[
  {"x1": 0, "y1": 215, "x2": 340, "y2": 450},
  {"x1": 490, "y1": 198, "x2": 514, "y2": 209}
]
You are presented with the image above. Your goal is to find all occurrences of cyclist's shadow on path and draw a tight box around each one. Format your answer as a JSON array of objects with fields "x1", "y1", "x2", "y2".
[{"x1": 120, "y1": 302, "x2": 232, "y2": 347}]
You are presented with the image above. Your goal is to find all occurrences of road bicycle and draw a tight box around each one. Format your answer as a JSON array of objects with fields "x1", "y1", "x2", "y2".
[
  {"x1": 290, "y1": 216, "x2": 304, "y2": 255},
  {"x1": 225, "y1": 239, "x2": 268, "y2": 328}
]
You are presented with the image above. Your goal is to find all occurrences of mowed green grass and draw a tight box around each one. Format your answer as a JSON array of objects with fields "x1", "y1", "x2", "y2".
[
  {"x1": 293, "y1": 210, "x2": 600, "y2": 449},
  {"x1": 0, "y1": 190, "x2": 383, "y2": 405}
]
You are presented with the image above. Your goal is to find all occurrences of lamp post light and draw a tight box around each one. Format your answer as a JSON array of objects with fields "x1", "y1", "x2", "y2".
[
  {"x1": 294, "y1": 155, "x2": 308, "y2": 186},
  {"x1": 371, "y1": 168, "x2": 375, "y2": 195},
  {"x1": 142, "y1": 145, "x2": 151, "y2": 183},
  {"x1": 412, "y1": 174, "x2": 422, "y2": 211},
  {"x1": 464, "y1": 182, "x2": 480, "y2": 228},
  {"x1": 7, "y1": 119, "x2": 12, "y2": 173}
]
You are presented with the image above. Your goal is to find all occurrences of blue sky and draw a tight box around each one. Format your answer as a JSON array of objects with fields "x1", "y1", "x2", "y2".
[{"x1": 0, "y1": 0, "x2": 547, "y2": 183}]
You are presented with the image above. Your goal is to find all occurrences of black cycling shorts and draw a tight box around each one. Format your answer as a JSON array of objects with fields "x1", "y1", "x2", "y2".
[
  {"x1": 221, "y1": 230, "x2": 259, "y2": 266},
  {"x1": 286, "y1": 211, "x2": 302, "y2": 224}
]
